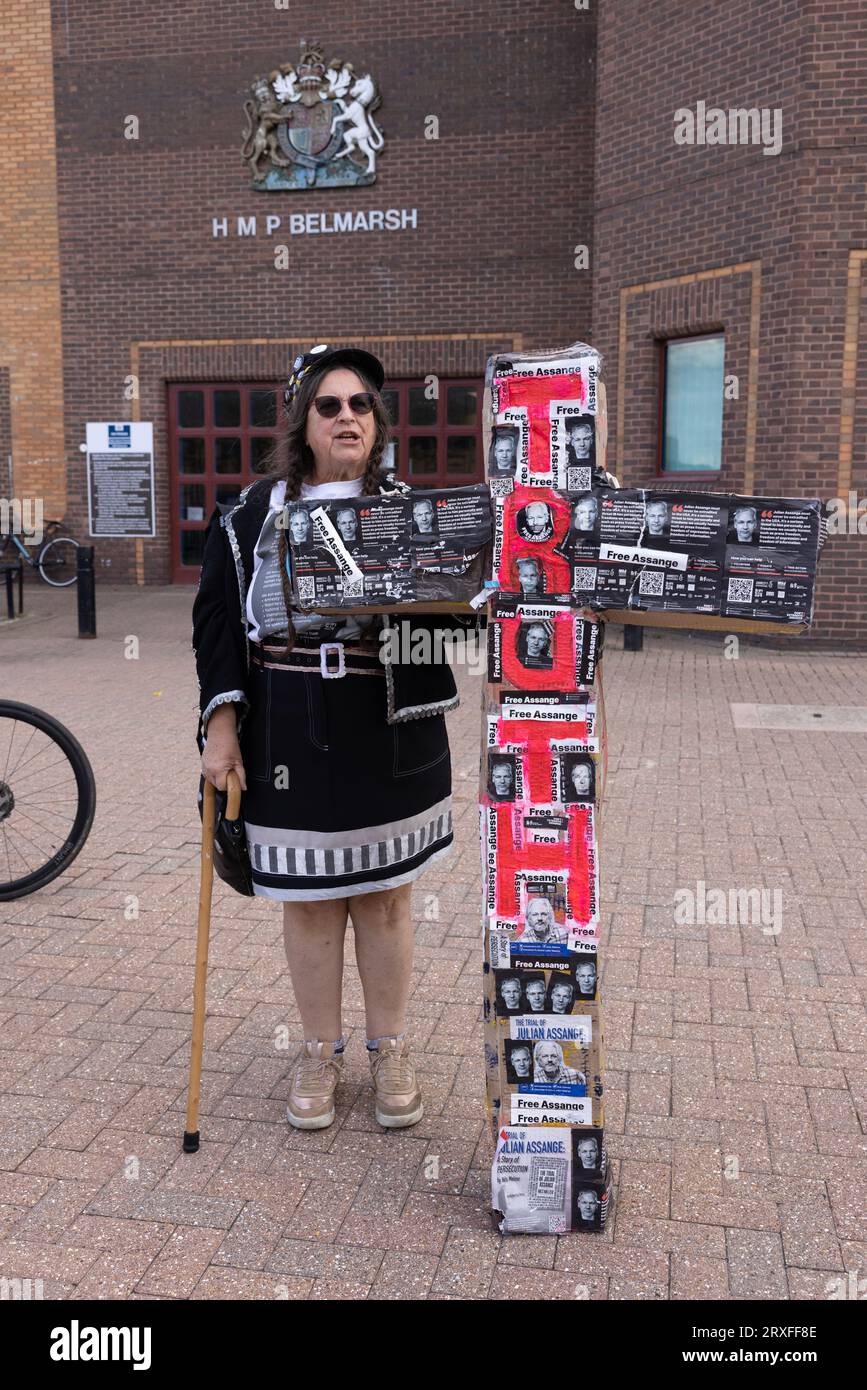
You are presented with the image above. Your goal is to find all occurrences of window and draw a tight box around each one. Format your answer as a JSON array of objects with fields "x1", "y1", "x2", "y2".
[
  {"x1": 168, "y1": 383, "x2": 283, "y2": 581},
  {"x1": 168, "y1": 375, "x2": 485, "y2": 581},
  {"x1": 381, "y1": 378, "x2": 483, "y2": 488},
  {"x1": 659, "y1": 334, "x2": 724, "y2": 472}
]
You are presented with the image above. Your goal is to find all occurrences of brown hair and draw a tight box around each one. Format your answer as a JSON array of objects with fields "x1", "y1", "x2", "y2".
[{"x1": 257, "y1": 363, "x2": 391, "y2": 652}]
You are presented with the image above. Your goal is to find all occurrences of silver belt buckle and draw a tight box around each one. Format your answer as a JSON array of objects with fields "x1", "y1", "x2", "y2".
[{"x1": 320, "y1": 641, "x2": 346, "y2": 678}]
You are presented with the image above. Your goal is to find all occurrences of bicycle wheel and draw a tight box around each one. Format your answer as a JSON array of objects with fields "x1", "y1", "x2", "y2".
[
  {"x1": 0, "y1": 701, "x2": 96, "y2": 900},
  {"x1": 38, "y1": 535, "x2": 79, "y2": 586}
]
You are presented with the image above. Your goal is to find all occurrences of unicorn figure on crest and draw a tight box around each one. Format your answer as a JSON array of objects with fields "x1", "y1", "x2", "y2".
[{"x1": 329, "y1": 74, "x2": 384, "y2": 175}]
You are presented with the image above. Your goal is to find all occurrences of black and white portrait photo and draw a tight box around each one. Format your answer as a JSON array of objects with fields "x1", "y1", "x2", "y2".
[
  {"x1": 562, "y1": 753, "x2": 596, "y2": 805},
  {"x1": 487, "y1": 754, "x2": 517, "y2": 803},
  {"x1": 546, "y1": 976, "x2": 577, "y2": 1015},
  {"x1": 571, "y1": 1129, "x2": 604, "y2": 1176},
  {"x1": 573, "y1": 1186, "x2": 603, "y2": 1230},
  {"x1": 334, "y1": 504, "x2": 360, "y2": 547},
  {"x1": 522, "y1": 975, "x2": 548, "y2": 1014},
  {"x1": 573, "y1": 955, "x2": 598, "y2": 1000},
  {"x1": 494, "y1": 971, "x2": 525, "y2": 1017},
  {"x1": 515, "y1": 620, "x2": 554, "y2": 671},
  {"x1": 556, "y1": 493, "x2": 599, "y2": 558},
  {"x1": 504, "y1": 1040, "x2": 534, "y2": 1083},
  {"x1": 643, "y1": 498, "x2": 671, "y2": 541},
  {"x1": 412, "y1": 496, "x2": 438, "y2": 536},
  {"x1": 570, "y1": 493, "x2": 599, "y2": 534},
  {"x1": 727, "y1": 504, "x2": 759, "y2": 544},
  {"x1": 287, "y1": 505, "x2": 312, "y2": 545},
  {"x1": 533, "y1": 1040, "x2": 585, "y2": 1086},
  {"x1": 489, "y1": 425, "x2": 519, "y2": 477},
  {"x1": 515, "y1": 556, "x2": 545, "y2": 598},
  {"x1": 515, "y1": 500, "x2": 554, "y2": 543},
  {"x1": 564, "y1": 414, "x2": 595, "y2": 468}
]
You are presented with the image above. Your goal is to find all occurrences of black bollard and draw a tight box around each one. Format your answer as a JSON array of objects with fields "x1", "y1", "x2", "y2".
[
  {"x1": 623, "y1": 623, "x2": 644, "y2": 652},
  {"x1": 77, "y1": 545, "x2": 96, "y2": 638}
]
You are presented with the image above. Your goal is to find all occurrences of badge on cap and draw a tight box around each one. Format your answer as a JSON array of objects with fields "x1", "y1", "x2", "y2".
[{"x1": 284, "y1": 344, "x2": 333, "y2": 412}]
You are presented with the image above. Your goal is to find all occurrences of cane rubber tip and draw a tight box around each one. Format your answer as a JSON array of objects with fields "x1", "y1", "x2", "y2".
[{"x1": 182, "y1": 1130, "x2": 200, "y2": 1153}]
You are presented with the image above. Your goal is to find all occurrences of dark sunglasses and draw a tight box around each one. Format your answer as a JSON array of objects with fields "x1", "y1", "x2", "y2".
[{"x1": 312, "y1": 392, "x2": 376, "y2": 418}]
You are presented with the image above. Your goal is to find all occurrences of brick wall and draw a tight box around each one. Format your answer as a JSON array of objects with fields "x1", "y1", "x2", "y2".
[
  {"x1": 47, "y1": 1, "x2": 597, "y2": 584},
  {"x1": 0, "y1": 370, "x2": 11, "y2": 490},
  {"x1": 593, "y1": 0, "x2": 867, "y2": 647},
  {"x1": 22, "y1": 2, "x2": 867, "y2": 642},
  {"x1": 0, "y1": 1, "x2": 67, "y2": 523}
]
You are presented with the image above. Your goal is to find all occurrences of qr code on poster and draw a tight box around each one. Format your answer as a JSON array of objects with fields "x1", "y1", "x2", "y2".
[
  {"x1": 573, "y1": 566, "x2": 597, "y2": 592},
  {"x1": 639, "y1": 569, "x2": 665, "y2": 596},
  {"x1": 727, "y1": 577, "x2": 754, "y2": 603},
  {"x1": 567, "y1": 466, "x2": 592, "y2": 492},
  {"x1": 342, "y1": 577, "x2": 363, "y2": 599},
  {"x1": 297, "y1": 577, "x2": 315, "y2": 601}
]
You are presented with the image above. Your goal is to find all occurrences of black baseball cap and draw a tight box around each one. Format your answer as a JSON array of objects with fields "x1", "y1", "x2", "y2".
[{"x1": 283, "y1": 343, "x2": 386, "y2": 411}]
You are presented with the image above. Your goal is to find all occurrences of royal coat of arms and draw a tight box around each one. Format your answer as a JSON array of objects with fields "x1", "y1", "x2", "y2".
[{"x1": 241, "y1": 41, "x2": 384, "y2": 190}]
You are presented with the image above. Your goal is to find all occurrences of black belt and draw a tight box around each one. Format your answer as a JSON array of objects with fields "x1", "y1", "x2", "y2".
[{"x1": 250, "y1": 636, "x2": 384, "y2": 679}]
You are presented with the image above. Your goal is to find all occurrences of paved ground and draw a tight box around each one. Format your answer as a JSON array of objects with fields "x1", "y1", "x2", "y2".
[{"x1": 0, "y1": 585, "x2": 865, "y2": 1300}]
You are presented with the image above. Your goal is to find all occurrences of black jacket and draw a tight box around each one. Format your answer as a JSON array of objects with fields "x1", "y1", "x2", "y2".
[{"x1": 191, "y1": 475, "x2": 481, "y2": 752}]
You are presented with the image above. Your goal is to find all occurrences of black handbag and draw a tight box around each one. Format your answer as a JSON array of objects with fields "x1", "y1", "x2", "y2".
[{"x1": 196, "y1": 774, "x2": 254, "y2": 896}]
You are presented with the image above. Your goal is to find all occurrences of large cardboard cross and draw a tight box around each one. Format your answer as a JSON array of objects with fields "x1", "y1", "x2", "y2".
[{"x1": 282, "y1": 341, "x2": 822, "y2": 1237}]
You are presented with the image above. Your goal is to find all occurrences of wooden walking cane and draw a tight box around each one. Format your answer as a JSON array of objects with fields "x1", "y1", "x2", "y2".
[{"x1": 183, "y1": 769, "x2": 242, "y2": 1153}]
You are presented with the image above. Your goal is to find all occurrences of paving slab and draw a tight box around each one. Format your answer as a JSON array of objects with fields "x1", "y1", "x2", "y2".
[{"x1": 1, "y1": 589, "x2": 864, "y2": 1299}]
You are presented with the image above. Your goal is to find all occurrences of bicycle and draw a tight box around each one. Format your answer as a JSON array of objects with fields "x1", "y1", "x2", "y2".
[
  {"x1": 0, "y1": 519, "x2": 80, "y2": 587},
  {"x1": 0, "y1": 701, "x2": 96, "y2": 900}
]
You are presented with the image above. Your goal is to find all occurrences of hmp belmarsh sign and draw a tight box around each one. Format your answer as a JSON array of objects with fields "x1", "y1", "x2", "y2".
[{"x1": 212, "y1": 209, "x2": 418, "y2": 237}]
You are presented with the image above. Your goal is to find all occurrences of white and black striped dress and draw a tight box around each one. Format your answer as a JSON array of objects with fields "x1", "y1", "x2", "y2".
[{"x1": 239, "y1": 478, "x2": 455, "y2": 901}]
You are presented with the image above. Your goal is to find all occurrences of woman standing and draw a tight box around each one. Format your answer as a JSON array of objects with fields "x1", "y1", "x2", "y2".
[{"x1": 192, "y1": 345, "x2": 476, "y2": 1132}]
